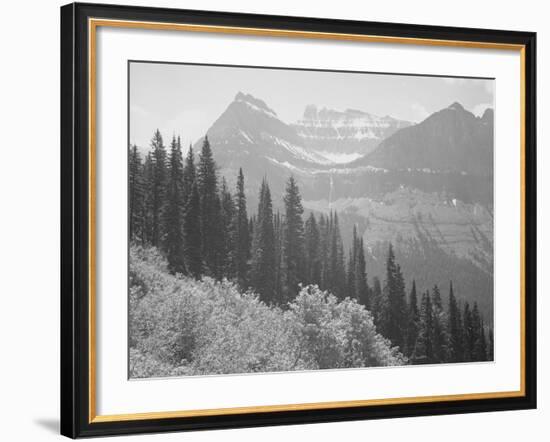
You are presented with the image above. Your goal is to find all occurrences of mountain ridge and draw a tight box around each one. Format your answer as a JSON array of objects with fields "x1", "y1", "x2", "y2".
[{"x1": 357, "y1": 101, "x2": 494, "y2": 176}]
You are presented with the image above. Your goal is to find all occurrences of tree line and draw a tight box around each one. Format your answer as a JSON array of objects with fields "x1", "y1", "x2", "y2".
[{"x1": 129, "y1": 129, "x2": 493, "y2": 363}]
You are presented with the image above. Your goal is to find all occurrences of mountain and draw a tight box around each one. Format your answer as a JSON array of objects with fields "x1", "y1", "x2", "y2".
[
  {"x1": 293, "y1": 105, "x2": 411, "y2": 161},
  {"x1": 195, "y1": 94, "x2": 493, "y2": 322},
  {"x1": 358, "y1": 102, "x2": 494, "y2": 176},
  {"x1": 194, "y1": 92, "x2": 332, "y2": 205}
]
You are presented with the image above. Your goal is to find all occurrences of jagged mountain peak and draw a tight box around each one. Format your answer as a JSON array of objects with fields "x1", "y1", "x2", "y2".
[
  {"x1": 233, "y1": 91, "x2": 277, "y2": 117},
  {"x1": 447, "y1": 101, "x2": 466, "y2": 111}
]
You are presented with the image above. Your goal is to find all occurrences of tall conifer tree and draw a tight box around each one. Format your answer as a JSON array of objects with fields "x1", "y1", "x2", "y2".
[
  {"x1": 182, "y1": 144, "x2": 196, "y2": 205},
  {"x1": 150, "y1": 129, "x2": 167, "y2": 248},
  {"x1": 273, "y1": 211, "x2": 284, "y2": 301},
  {"x1": 371, "y1": 276, "x2": 384, "y2": 328},
  {"x1": 355, "y1": 238, "x2": 369, "y2": 307},
  {"x1": 197, "y1": 136, "x2": 222, "y2": 278},
  {"x1": 405, "y1": 280, "x2": 420, "y2": 358},
  {"x1": 472, "y1": 303, "x2": 486, "y2": 361},
  {"x1": 142, "y1": 152, "x2": 154, "y2": 245},
  {"x1": 183, "y1": 183, "x2": 203, "y2": 278},
  {"x1": 304, "y1": 212, "x2": 321, "y2": 285},
  {"x1": 163, "y1": 136, "x2": 186, "y2": 274},
  {"x1": 447, "y1": 281, "x2": 464, "y2": 362},
  {"x1": 416, "y1": 291, "x2": 434, "y2": 363},
  {"x1": 328, "y1": 212, "x2": 346, "y2": 298},
  {"x1": 129, "y1": 144, "x2": 144, "y2": 242},
  {"x1": 219, "y1": 178, "x2": 235, "y2": 278},
  {"x1": 383, "y1": 243, "x2": 407, "y2": 350},
  {"x1": 318, "y1": 214, "x2": 330, "y2": 290},
  {"x1": 347, "y1": 226, "x2": 358, "y2": 299},
  {"x1": 282, "y1": 176, "x2": 305, "y2": 302},
  {"x1": 250, "y1": 179, "x2": 276, "y2": 303},
  {"x1": 463, "y1": 302, "x2": 475, "y2": 361},
  {"x1": 233, "y1": 168, "x2": 250, "y2": 290},
  {"x1": 431, "y1": 284, "x2": 448, "y2": 362}
]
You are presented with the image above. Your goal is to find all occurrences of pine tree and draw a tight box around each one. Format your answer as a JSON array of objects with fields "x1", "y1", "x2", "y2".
[
  {"x1": 383, "y1": 243, "x2": 407, "y2": 350},
  {"x1": 475, "y1": 320, "x2": 488, "y2": 361},
  {"x1": 405, "y1": 280, "x2": 420, "y2": 358},
  {"x1": 150, "y1": 129, "x2": 167, "y2": 248},
  {"x1": 129, "y1": 144, "x2": 144, "y2": 242},
  {"x1": 182, "y1": 144, "x2": 196, "y2": 205},
  {"x1": 416, "y1": 291, "x2": 434, "y2": 363},
  {"x1": 463, "y1": 302, "x2": 475, "y2": 362},
  {"x1": 347, "y1": 248, "x2": 355, "y2": 299},
  {"x1": 328, "y1": 212, "x2": 346, "y2": 298},
  {"x1": 233, "y1": 168, "x2": 250, "y2": 289},
  {"x1": 447, "y1": 281, "x2": 464, "y2": 362},
  {"x1": 304, "y1": 212, "x2": 321, "y2": 284},
  {"x1": 250, "y1": 179, "x2": 276, "y2": 304},
  {"x1": 318, "y1": 214, "x2": 330, "y2": 290},
  {"x1": 248, "y1": 216, "x2": 255, "y2": 241},
  {"x1": 219, "y1": 177, "x2": 235, "y2": 278},
  {"x1": 142, "y1": 152, "x2": 154, "y2": 245},
  {"x1": 347, "y1": 226, "x2": 358, "y2": 299},
  {"x1": 273, "y1": 211, "x2": 284, "y2": 301},
  {"x1": 431, "y1": 284, "x2": 448, "y2": 362},
  {"x1": 197, "y1": 136, "x2": 222, "y2": 278},
  {"x1": 371, "y1": 276, "x2": 384, "y2": 328},
  {"x1": 163, "y1": 136, "x2": 186, "y2": 274},
  {"x1": 472, "y1": 303, "x2": 487, "y2": 361},
  {"x1": 355, "y1": 238, "x2": 369, "y2": 308},
  {"x1": 282, "y1": 176, "x2": 305, "y2": 302},
  {"x1": 183, "y1": 182, "x2": 203, "y2": 278}
]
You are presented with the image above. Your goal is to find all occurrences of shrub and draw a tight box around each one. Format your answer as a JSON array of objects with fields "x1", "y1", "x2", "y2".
[{"x1": 129, "y1": 245, "x2": 405, "y2": 378}]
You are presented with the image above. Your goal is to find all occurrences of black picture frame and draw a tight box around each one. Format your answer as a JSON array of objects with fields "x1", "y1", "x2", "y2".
[{"x1": 61, "y1": 2, "x2": 537, "y2": 438}]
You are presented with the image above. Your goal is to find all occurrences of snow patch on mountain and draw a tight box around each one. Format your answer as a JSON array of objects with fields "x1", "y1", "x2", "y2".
[
  {"x1": 261, "y1": 133, "x2": 333, "y2": 165},
  {"x1": 239, "y1": 130, "x2": 254, "y2": 144},
  {"x1": 315, "y1": 151, "x2": 363, "y2": 164},
  {"x1": 267, "y1": 156, "x2": 388, "y2": 175}
]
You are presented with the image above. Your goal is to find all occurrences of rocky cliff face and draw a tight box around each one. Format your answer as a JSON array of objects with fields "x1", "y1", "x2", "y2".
[{"x1": 292, "y1": 105, "x2": 411, "y2": 161}]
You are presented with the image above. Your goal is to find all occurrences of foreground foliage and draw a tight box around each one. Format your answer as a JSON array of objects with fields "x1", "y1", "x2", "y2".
[{"x1": 129, "y1": 245, "x2": 405, "y2": 378}]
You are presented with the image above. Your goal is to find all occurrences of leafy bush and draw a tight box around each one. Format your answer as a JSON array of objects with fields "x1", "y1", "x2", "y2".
[
  {"x1": 289, "y1": 285, "x2": 406, "y2": 369},
  {"x1": 129, "y1": 245, "x2": 405, "y2": 378}
]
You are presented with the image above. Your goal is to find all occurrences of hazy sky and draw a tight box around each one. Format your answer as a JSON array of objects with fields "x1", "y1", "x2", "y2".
[{"x1": 130, "y1": 61, "x2": 494, "y2": 149}]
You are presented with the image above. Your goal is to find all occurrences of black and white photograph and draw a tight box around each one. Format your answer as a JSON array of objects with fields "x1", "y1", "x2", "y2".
[{"x1": 128, "y1": 62, "x2": 495, "y2": 378}]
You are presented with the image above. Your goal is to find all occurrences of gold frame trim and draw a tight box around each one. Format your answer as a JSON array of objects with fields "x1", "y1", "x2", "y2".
[{"x1": 88, "y1": 18, "x2": 527, "y2": 424}]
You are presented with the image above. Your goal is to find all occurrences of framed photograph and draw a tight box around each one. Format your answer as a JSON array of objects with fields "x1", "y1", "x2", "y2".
[{"x1": 60, "y1": 2, "x2": 536, "y2": 438}]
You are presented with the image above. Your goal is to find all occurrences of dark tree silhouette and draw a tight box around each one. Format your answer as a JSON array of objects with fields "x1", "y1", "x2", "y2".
[
  {"x1": 150, "y1": 129, "x2": 167, "y2": 248},
  {"x1": 163, "y1": 136, "x2": 186, "y2": 274},
  {"x1": 250, "y1": 179, "x2": 276, "y2": 303},
  {"x1": 197, "y1": 136, "x2": 222, "y2": 278},
  {"x1": 183, "y1": 183, "x2": 203, "y2": 278},
  {"x1": 282, "y1": 176, "x2": 305, "y2": 302}
]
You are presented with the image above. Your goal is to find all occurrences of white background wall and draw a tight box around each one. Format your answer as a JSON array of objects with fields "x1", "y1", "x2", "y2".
[{"x1": 0, "y1": 0, "x2": 546, "y2": 440}]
